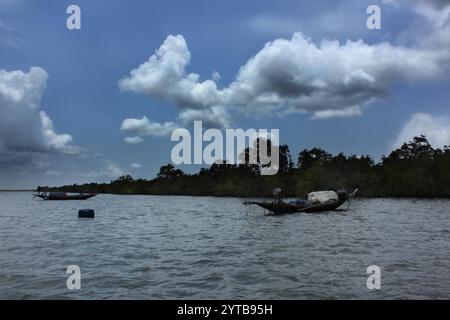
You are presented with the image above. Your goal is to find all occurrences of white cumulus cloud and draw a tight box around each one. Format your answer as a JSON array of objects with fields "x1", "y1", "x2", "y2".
[
  {"x1": 0, "y1": 67, "x2": 79, "y2": 160},
  {"x1": 178, "y1": 106, "x2": 231, "y2": 128},
  {"x1": 130, "y1": 162, "x2": 142, "y2": 169},
  {"x1": 120, "y1": 116, "x2": 178, "y2": 137},
  {"x1": 119, "y1": 34, "x2": 220, "y2": 110},
  {"x1": 124, "y1": 136, "x2": 144, "y2": 144},
  {"x1": 119, "y1": 28, "x2": 449, "y2": 128},
  {"x1": 411, "y1": 0, "x2": 450, "y2": 27},
  {"x1": 394, "y1": 113, "x2": 450, "y2": 149}
]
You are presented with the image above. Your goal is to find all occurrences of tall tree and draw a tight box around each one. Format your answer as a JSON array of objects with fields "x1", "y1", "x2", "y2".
[
  {"x1": 157, "y1": 164, "x2": 184, "y2": 179},
  {"x1": 278, "y1": 144, "x2": 294, "y2": 173},
  {"x1": 298, "y1": 148, "x2": 332, "y2": 169}
]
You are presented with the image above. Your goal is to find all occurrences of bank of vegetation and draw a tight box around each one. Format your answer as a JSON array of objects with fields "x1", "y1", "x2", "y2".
[{"x1": 44, "y1": 136, "x2": 450, "y2": 198}]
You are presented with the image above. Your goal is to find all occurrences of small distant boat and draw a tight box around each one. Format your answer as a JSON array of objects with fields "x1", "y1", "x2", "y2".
[
  {"x1": 33, "y1": 192, "x2": 96, "y2": 201},
  {"x1": 244, "y1": 189, "x2": 357, "y2": 215}
]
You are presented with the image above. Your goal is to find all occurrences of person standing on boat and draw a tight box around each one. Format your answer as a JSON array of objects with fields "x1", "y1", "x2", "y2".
[{"x1": 272, "y1": 187, "x2": 283, "y2": 204}]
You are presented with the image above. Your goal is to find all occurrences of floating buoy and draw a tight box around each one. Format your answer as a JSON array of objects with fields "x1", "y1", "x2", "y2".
[{"x1": 78, "y1": 209, "x2": 95, "y2": 218}]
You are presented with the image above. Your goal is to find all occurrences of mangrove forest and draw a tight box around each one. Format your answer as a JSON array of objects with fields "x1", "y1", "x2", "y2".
[{"x1": 43, "y1": 136, "x2": 450, "y2": 198}]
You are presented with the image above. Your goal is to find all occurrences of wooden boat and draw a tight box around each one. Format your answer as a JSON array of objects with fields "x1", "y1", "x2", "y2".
[
  {"x1": 34, "y1": 192, "x2": 96, "y2": 201},
  {"x1": 244, "y1": 198, "x2": 347, "y2": 214},
  {"x1": 243, "y1": 190, "x2": 357, "y2": 215}
]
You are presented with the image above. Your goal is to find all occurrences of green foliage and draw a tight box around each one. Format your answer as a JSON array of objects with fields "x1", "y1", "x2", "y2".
[{"x1": 49, "y1": 136, "x2": 450, "y2": 198}]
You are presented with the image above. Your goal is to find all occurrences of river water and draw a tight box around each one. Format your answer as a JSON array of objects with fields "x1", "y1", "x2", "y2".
[{"x1": 0, "y1": 192, "x2": 449, "y2": 299}]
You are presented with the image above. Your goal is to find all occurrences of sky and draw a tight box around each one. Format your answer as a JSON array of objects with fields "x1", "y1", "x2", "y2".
[{"x1": 0, "y1": 0, "x2": 450, "y2": 189}]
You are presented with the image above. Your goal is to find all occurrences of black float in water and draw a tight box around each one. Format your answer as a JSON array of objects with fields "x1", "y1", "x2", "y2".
[{"x1": 78, "y1": 209, "x2": 95, "y2": 218}]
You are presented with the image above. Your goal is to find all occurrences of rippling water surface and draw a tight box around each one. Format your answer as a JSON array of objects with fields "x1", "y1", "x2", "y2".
[{"x1": 0, "y1": 192, "x2": 449, "y2": 299}]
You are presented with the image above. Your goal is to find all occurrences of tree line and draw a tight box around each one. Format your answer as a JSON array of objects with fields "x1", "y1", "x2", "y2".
[{"x1": 43, "y1": 136, "x2": 450, "y2": 198}]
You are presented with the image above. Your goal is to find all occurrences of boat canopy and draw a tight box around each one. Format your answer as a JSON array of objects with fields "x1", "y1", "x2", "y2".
[{"x1": 307, "y1": 191, "x2": 339, "y2": 204}]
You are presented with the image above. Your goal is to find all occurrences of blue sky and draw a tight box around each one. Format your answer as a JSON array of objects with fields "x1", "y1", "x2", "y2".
[{"x1": 1, "y1": 0, "x2": 450, "y2": 188}]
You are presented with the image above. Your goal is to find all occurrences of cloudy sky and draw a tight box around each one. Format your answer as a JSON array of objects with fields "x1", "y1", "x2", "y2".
[{"x1": 1, "y1": 0, "x2": 450, "y2": 188}]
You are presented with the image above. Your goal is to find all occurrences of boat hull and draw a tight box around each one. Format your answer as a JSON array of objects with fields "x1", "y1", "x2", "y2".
[
  {"x1": 35, "y1": 194, "x2": 96, "y2": 201},
  {"x1": 245, "y1": 198, "x2": 346, "y2": 214}
]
